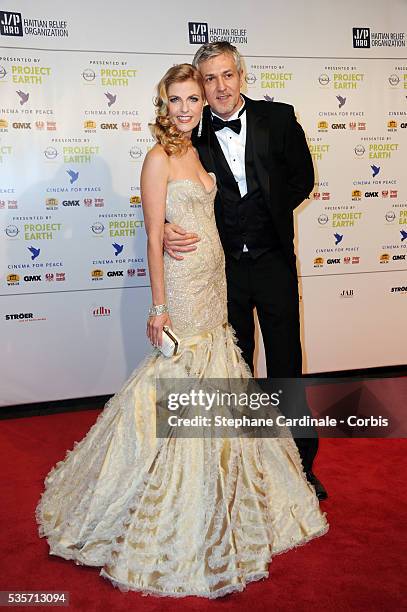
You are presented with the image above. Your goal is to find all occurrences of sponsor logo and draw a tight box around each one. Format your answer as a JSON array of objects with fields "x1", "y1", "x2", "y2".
[
  {"x1": 327, "y1": 258, "x2": 341, "y2": 264},
  {"x1": 107, "y1": 270, "x2": 124, "y2": 277},
  {"x1": 1, "y1": 11, "x2": 68, "y2": 38},
  {"x1": 313, "y1": 191, "x2": 330, "y2": 201},
  {"x1": 16, "y1": 89, "x2": 30, "y2": 106},
  {"x1": 352, "y1": 27, "x2": 370, "y2": 48},
  {"x1": 129, "y1": 145, "x2": 143, "y2": 159},
  {"x1": 23, "y1": 274, "x2": 41, "y2": 281},
  {"x1": 44, "y1": 146, "x2": 58, "y2": 160},
  {"x1": 369, "y1": 143, "x2": 399, "y2": 159},
  {"x1": 84, "y1": 120, "x2": 96, "y2": 129},
  {"x1": 6, "y1": 273, "x2": 20, "y2": 285},
  {"x1": 188, "y1": 21, "x2": 247, "y2": 45},
  {"x1": 334, "y1": 233, "x2": 343, "y2": 245},
  {"x1": 0, "y1": 11, "x2": 23, "y2": 36},
  {"x1": 93, "y1": 306, "x2": 111, "y2": 316},
  {"x1": 353, "y1": 27, "x2": 406, "y2": 49},
  {"x1": 380, "y1": 253, "x2": 390, "y2": 263},
  {"x1": 137, "y1": 268, "x2": 146, "y2": 276},
  {"x1": 23, "y1": 223, "x2": 62, "y2": 240},
  {"x1": 245, "y1": 73, "x2": 256, "y2": 85},
  {"x1": 336, "y1": 95, "x2": 346, "y2": 108},
  {"x1": 340, "y1": 289, "x2": 354, "y2": 298},
  {"x1": 28, "y1": 246, "x2": 40, "y2": 260},
  {"x1": 318, "y1": 74, "x2": 330, "y2": 86},
  {"x1": 354, "y1": 144, "x2": 365, "y2": 157},
  {"x1": 100, "y1": 123, "x2": 118, "y2": 130},
  {"x1": 5, "y1": 224, "x2": 18, "y2": 237},
  {"x1": 12, "y1": 121, "x2": 31, "y2": 129},
  {"x1": 318, "y1": 214, "x2": 329, "y2": 225},
  {"x1": 314, "y1": 257, "x2": 324, "y2": 267},
  {"x1": 108, "y1": 219, "x2": 144, "y2": 237},
  {"x1": 4, "y1": 311, "x2": 46, "y2": 322},
  {"x1": 91, "y1": 268, "x2": 104, "y2": 280},
  {"x1": 385, "y1": 211, "x2": 396, "y2": 223},
  {"x1": 105, "y1": 92, "x2": 116, "y2": 107},
  {"x1": 391, "y1": 286, "x2": 407, "y2": 293},
  {"x1": 62, "y1": 199, "x2": 80, "y2": 207},
  {"x1": 388, "y1": 74, "x2": 400, "y2": 86},
  {"x1": 91, "y1": 222, "x2": 105, "y2": 235},
  {"x1": 5, "y1": 312, "x2": 32, "y2": 320},
  {"x1": 112, "y1": 242, "x2": 124, "y2": 256},
  {"x1": 308, "y1": 142, "x2": 330, "y2": 161},
  {"x1": 130, "y1": 195, "x2": 141, "y2": 207},
  {"x1": 352, "y1": 189, "x2": 362, "y2": 200},
  {"x1": 371, "y1": 164, "x2": 380, "y2": 177},
  {"x1": 46, "y1": 197, "x2": 58, "y2": 209},
  {"x1": 189, "y1": 22, "x2": 208, "y2": 44},
  {"x1": 82, "y1": 68, "x2": 96, "y2": 82}
]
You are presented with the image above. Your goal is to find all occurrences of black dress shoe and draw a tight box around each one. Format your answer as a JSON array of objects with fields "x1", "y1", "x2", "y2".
[{"x1": 306, "y1": 471, "x2": 328, "y2": 501}]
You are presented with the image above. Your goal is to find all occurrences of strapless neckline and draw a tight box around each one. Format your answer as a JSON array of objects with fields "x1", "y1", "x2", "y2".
[{"x1": 167, "y1": 172, "x2": 216, "y2": 195}]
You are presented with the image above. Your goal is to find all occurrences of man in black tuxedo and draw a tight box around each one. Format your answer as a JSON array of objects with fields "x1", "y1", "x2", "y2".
[{"x1": 164, "y1": 41, "x2": 327, "y2": 500}]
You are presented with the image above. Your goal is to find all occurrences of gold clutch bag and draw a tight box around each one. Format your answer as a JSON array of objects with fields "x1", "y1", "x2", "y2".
[{"x1": 158, "y1": 326, "x2": 179, "y2": 358}]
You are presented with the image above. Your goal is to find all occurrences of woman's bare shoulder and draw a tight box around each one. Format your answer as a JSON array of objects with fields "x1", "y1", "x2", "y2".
[{"x1": 142, "y1": 144, "x2": 169, "y2": 176}]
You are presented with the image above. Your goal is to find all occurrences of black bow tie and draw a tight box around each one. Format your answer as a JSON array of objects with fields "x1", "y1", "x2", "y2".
[{"x1": 212, "y1": 115, "x2": 242, "y2": 134}]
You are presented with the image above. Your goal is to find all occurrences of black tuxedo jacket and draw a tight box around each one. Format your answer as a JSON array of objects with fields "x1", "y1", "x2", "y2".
[{"x1": 193, "y1": 95, "x2": 314, "y2": 271}]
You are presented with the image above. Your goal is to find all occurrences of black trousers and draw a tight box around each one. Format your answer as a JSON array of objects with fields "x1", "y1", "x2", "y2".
[{"x1": 225, "y1": 248, "x2": 318, "y2": 472}]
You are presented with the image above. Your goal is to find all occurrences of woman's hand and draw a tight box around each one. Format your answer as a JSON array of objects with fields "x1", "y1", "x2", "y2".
[
  {"x1": 163, "y1": 223, "x2": 200, "y2": 261},
  {"x1": 147, "y1": 313, "x2": 173, "y2": 348}
]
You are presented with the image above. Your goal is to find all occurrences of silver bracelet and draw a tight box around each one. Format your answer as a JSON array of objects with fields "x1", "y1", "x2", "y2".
[{"x1": 148, "y1": 304, "x2": 168, "y2": 317}]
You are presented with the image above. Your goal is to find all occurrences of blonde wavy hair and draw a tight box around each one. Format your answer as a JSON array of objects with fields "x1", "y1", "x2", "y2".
[{"x1": 149, "y1": 63, "x2": 204, "y2": 156}]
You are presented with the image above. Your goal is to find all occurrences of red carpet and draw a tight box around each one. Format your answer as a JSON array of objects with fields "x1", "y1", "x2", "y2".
[{"x1": 0, "y1": 409, "x2": 405, "y2": 611}]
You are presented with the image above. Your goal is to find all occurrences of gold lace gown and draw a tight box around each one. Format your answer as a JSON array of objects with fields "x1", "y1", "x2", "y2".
[{"x1": 36, "y1": 174, "x2": 328, "y2": 598}]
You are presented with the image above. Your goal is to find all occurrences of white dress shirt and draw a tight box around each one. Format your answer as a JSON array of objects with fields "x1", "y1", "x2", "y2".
[{"x1": 211, "y1": 100, "x2": 248, "y2": 250}]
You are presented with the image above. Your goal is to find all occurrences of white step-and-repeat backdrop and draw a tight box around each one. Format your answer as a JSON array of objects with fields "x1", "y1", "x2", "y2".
[{"x1": 1, "y1": 1, "x2": 406, "y2": 405}]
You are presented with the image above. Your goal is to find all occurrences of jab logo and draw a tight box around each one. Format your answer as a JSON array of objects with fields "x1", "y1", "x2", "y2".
[
  {"x1": 0, "y1": 11, "x2": 23, "y2": 37},
  {"x1": 188, "y1": 22, "x2": 208, "y2": 44},
  {"x1": 352, "y1": 27, "x2": 370, "y2": 48}
]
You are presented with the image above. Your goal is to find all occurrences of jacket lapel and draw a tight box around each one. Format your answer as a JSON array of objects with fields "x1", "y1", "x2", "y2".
[
  {"x1": 196, "y1": 105, "x2": 240, "y2": 195},
  {"x1": 243, "y1": 95, "x2": 271, "y2": 205}
]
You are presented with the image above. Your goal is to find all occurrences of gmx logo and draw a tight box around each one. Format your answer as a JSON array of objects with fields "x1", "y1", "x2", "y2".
[
  {"x1": 0, "y1": 11, "x2": 23, "y2": 36},
  {"x1": 189, "y1": 22, "x2": 208, "y2": 44},
  {"x1": 353, "y1": 27, "x2": 370, "y2": 48}
]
